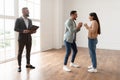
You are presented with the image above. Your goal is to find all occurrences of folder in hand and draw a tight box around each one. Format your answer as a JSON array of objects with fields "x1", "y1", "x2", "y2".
[{"x1": 29, "y1": 25, "x2": 39, "y2": 31}]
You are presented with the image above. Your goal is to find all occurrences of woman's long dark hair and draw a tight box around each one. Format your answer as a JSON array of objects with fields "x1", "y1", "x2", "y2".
[{"x1": 89, "y1": 12, "x2": 101, "y2": 35}]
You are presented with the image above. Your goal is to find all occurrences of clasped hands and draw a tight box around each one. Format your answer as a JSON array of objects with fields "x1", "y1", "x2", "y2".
[{"x1": 77, "y1": 22, "x2": 89, "y2": 29}]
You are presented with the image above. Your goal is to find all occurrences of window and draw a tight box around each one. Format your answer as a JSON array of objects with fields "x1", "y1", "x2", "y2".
[
  {"x1": 0, "y1": 0, "x2": 16, "y2": 62},
  {"x1": 0, "y1": 0, "x2": 4, "y2": 15},
  {"x1": 5, "y1": 0, "x2": 15, "y2": 16},
  {"x1": 19, "y1": 0, "x2": 40, "y2": 19},
  {"x1": 0, "y1": 0, "x2": 41, "y2": 63},
  {"x1": 5, "y1": 19, "x2": 15, "y2": 59},
  {"x1": 0, "y1": 20, "x2": 15, "y2": 62},
  {"x1": 0, "y1": 19, "x2": 5, "y2": 62},
  {"x1": 31, "y1": 22, "x2": 40, "y2": 53}
]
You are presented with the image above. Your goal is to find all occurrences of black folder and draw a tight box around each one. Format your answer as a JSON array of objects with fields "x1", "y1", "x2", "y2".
[{"x1": 29, "y1": 25, "x2": 39, "y2": 31}]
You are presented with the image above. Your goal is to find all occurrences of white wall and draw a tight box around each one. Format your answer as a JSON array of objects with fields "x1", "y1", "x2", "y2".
[
  {"x1": 40, "y1": 0, "x2": 64, "y2": 51},
  {"x1": 40, "y1": 0, "x2": 54, "y2": 51},
  {"x1": 63, "y1": 0, "x2": 120, "y2": 50},
  {"x1": 53, "y1": 0, "x2": 64, "y2": 49}
]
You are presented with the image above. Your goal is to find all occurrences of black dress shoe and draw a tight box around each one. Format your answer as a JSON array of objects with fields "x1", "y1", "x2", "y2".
[
  {"x1": 18, "y1": 67, "x2": 21, "y2": 72},
  {"x1": 26, "y1": 65, "x2": 35, "y2": 69}
]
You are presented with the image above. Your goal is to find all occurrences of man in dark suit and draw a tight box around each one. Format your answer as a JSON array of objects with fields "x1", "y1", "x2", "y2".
[{"x1": 14, "y1": 7, "x2": 36, "y2": 72}]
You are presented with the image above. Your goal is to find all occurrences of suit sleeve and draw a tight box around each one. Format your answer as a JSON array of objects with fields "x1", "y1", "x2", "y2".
[{"x1": 14, "y1": 18, "x2": 23, "y2": 33}]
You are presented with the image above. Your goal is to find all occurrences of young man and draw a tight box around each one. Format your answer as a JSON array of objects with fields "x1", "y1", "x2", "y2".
[
  {"x1": 14, "y1": 7, "x2": 36, "y2": 72},
  {"x1": 63, "y1": 10, "x2": 83, "y2": 72}
]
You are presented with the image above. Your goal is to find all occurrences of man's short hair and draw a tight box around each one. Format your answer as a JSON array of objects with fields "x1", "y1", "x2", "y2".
[
  {"x1": 22, "y1": 7, "x2": 28, "y2": 11},
  {"x1": 70, "y1": 10, "x2": 77, "y2": 15}
]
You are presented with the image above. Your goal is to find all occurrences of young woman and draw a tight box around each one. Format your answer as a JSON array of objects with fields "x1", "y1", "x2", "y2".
[{"x1": 84, "y1": 12, "x2": 101, "y2": 73}]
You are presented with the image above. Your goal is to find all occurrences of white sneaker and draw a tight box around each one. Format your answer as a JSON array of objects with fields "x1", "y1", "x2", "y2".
[
  {"x1": 70, "y1": 63, "x2": 80, "y2": 68},
  {"x1": 63, "y1": 66, "x2": 71, "y2": 72},
  {"x1": 88, "y1": 68, "x2": 97, "y2": 73},
  {"x1": 88, "y1": 65, "x2": 93, "y2": 69}
]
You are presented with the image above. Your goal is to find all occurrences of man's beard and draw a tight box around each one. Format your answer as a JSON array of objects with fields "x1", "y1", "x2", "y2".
[{"x1": 26, "y1": 14, "x2": 29, "y2": 17}]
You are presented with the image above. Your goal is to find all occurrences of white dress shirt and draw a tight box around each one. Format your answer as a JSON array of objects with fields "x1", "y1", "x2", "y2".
[{"x1": 22, "y1": 16, "x2": 29, "y2": 28}]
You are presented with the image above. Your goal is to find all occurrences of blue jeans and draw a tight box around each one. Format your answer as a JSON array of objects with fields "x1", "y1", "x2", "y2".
[
  {"x1": 64, "y1": 40, "x2": 78, "y2": 65},
  {"x1": 88, "y1": 38, "x2": 98, "y2": 69}
]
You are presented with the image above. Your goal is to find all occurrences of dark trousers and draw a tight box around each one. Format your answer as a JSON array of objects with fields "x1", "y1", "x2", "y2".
[
  {"x1": 64, "y1": 40, "x2": 78, "y2": 65},
  {"x1": 18, "y1": 39, "x2": 32, "y2": 66},
  {"x1": 88, "y1": 38, "x2": 98, "y2": 68}
]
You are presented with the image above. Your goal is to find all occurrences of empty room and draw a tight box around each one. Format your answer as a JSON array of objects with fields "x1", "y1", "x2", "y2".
[{"x1": 0, "y1": 0, "x2": 120, "y2": 80}]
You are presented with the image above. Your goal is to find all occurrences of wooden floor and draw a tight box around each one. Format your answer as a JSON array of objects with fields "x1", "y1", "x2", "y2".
[{"x1": 0, "y1": 47, "x2": 120, "y2": 80}]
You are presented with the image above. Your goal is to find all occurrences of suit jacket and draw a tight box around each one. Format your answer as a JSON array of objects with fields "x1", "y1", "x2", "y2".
[
  {"x1": 14, "y1": 17, "x2": 32, "y2": 41},
  {"x1": 64, "y1": 18, "x2": 80, "y2": 43}
]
